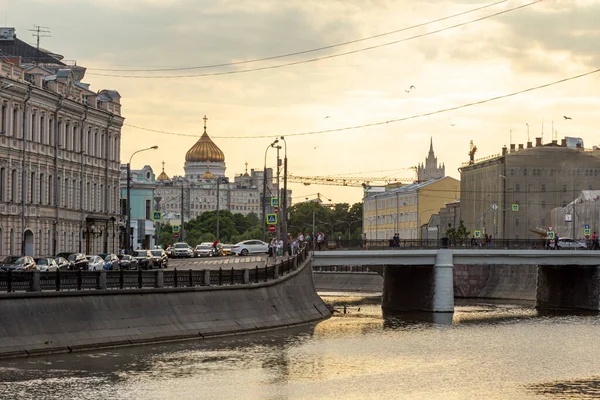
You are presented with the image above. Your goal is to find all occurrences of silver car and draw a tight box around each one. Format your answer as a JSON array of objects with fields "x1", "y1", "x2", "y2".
[
  {"x1": 86, "y1": 255, "x2": 105, "y2": 271},
  {"x1": 231, "y1": 240, "x2": 269, "y2": 256},
  {"x1": 556, "y1": 238, "x2": 587, "y2": 249}
]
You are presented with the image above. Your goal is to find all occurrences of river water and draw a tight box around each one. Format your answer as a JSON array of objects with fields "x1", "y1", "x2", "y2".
[{"x1": 1, "y1": 295, "x2": 600, "y2": 400}]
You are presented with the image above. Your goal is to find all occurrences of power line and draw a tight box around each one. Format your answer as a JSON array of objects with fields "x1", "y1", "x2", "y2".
[
  {"x1": 88, "y1": 0, "x2": 508, "y2": 73},
  {"x1": 124, "y1": 66, "x2": 600, "y2": 139},
  {"x1": 89, "y1": 0, "x2": 542, "y2": 79}
]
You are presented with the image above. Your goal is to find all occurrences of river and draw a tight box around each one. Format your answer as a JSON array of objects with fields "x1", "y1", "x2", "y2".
[{"x1": 1, "y1": 295, "x2": 599, "y2": 400}]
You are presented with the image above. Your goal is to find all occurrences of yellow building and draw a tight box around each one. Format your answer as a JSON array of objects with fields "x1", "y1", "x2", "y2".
[{"x1": 363, "y1": 177, "x2": 460, "y2": 240}]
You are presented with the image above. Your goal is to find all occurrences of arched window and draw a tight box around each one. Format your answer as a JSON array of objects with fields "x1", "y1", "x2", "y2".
[
  {"x1": 10, "y1": 169, "x2": 17, "y2": 202},
  {"x1": 9, "y1": 228, "x2": 14, "y2": 254},
  {"x1": 0, "y1": 227, "x2": 3, "y2": 256},
  {"x1": 94, "y1": 131, "x2": 98, "y2": 157},
  {"x1": 48, "y1": 175, "x2": 53, "y2": 205},
  {"x1": 72, "y1": 179, "x2": 77, "y2": 210},
  {"x1": 38, "y1": 228, "x2": 42, "y2": 255},
  {"x1": 87, "y1": 128, "x2": 92, "y2": 155},
  {"x1": 101, "y1": 133, "x2": 105, "y2": 158},
  {"x1": 57, "y1": 177, "x2": 61, "y2": 207},
  {"x1": 40, "y1": 114, "x2": 46, "y2": 144},
  {"x1": 93, "y1": 183, "x2": 97, "y2": 211},
  {"x1": 86, "y1": 182, "x2": 91, "y2": 211},
  {"x1": 64, "y1": 179, "x2": 70, "y2": 208},
  {"x1": 100, "y1": 184, "x2": 104, "y2": 211}
]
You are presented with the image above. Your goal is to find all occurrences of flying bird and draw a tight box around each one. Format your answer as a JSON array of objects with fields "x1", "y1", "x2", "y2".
[
  {"x1": 563, "y1": 116, "x2": 572, "y2": 120},
  {"x1": 314, "y1": 146, "x2": 318, "y2": 150},
  {"x1": 324, "y1": 116, "x2": 331, "y2": 119},
  {"x1": 410, "y1": 85, "x2": 416, "y2": 90}
]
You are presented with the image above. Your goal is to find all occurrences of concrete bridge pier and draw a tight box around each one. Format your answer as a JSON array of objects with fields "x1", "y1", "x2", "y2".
[
  {"x1": 536, "y1": 265, "x2": 600, "y2": 311},
  {"x1": 382, "y1": 250, "x2": 454, "y2": 313}
]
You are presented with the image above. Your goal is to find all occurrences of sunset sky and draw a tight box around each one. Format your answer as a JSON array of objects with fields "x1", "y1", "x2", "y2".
[{"x1": 4, "y1": 0, "x2": 600, "y2": 205}]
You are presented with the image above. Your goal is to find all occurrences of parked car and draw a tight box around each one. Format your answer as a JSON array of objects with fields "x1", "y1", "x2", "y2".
[
  {"x1": 165, "y1": 246, "x2": 174, "y2": 258},
  {"x1": 173, "y1": 242, "x2": 193, "y2": 258},
  {"x1": 34, "y1": 257, "x2": 58, "y2": 272},
  {"x1": 67, "y1": 253, "x2": 89, "y2": 270},
  {"x1": 87, "y1": 255, "x2": 105, "y2": 271},
  {"x1": 555, "y1": 238, "x2": 587, "y2": 249},
  {"x1": 230, "y1": 240, "x2": 269, "y2": 256},
  {"x1": 194, "y1": 243, "x2": 214, "y2": 257},
  {"x1": 0, "y1": 256, "x2": 37, "y2": 271},
  {"x1": 132, "y1": 249, "x2": 153, "y2": 269},
  {"x1": 118, "y1": 254, "x2": 138, "y2": 270},
  {"x1": 102, "y1": 254, "x2": 120, "y2": 270},
  {"x1": 221, "y1": 244, "x2": 234, "y2": 256},
  {"x1": 54, "y1": 256, "x2": 72, "y2": 271},
  {"x1": 150, "y1": 249, "x2": 168, "y2": 268}
]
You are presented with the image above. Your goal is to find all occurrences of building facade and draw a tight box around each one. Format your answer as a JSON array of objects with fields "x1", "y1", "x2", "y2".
[
  {"x1": 459, "y1": 137, "x2": 600, "y2": 239},
  {"x1": 153, "y1": 117, "x2": 288, "y2": 235},
  {"x1": 417, "y1": 138, "x2": 445, "y2": 181},
  {"x1": 119, "y1": 165, "x2": 156, "y2": 251},
  {"x1": 363, "y1": 177, "x2": 460, "y2": 240},
  {"x1": 0, "y1": 28, "x2": 123, "y2": 257}
]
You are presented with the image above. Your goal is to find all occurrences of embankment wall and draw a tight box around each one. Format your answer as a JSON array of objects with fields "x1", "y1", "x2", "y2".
[{"x1": 0, "y1": 259, "x2": 329, "y2": 359}]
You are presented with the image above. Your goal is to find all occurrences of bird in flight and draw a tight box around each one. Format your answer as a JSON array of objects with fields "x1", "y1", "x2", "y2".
[
  {"x1": 405, "y1": 85, "x2": 416, "y2": 94},
  {"x1": 314, "y1": 146, "x2": 318, "y2": 150},
  {"x1": 563, "y1": 116, "x2": 572, "y2": 120},
  {"x1": 448, "y1": 117, "x2": 455, "y2": 127},
  {"x1": 324, "y1": 116, "x2": 331, "y2": 119}
]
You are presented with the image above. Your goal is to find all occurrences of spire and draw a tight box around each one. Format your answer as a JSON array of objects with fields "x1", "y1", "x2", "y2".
[
  {"x1": 203, "y1": 115, "x2": 208, "y2": 134},
  {"x1": 429, "y1": 137, "x2": 434, "y2": 155},
  {"x1": 161, "y1": 161, "x2": 165, "y2": 172}
]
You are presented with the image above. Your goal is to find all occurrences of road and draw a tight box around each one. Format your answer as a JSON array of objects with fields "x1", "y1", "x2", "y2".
[{"x1": 164, "y1": 255, "x2": 284, "y2": 270}]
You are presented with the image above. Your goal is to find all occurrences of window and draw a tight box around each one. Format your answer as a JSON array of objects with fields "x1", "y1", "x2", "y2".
[
  {"x1": 29, "y1": 172, "x2": 35, "y2": 203},
  {"x1": 12, "y1": 108, "x2": 18, "y2": 137},
  {"x1": 541, "y1": 184, "x2": 546, "y2": 193},
  {"x1": 528, "y1": 184, "x2": 534, "y2": 193},
  {"x1": 523, "y1": 168, "x2": 527, "y2": 176},
  {"x1": 562, "y1": 184, "x2": 567, "y2": 193},
  {"x1": 48, "y1": 175, "x2": 53, "y2": 205},
  {"x1": 562, "y1": 201, "x2": 567, "y2": 207},
  {"x1": 39, "y1": 174, "x2": 44, "y2": 204},
  {"x1": 0, "y1": 167, "x2": 5, "y2": 201},
  {"x1": 11, "y1": 169, "x2": 17, "y2": 202},
  {"x1": 589, "y1": 184, "x2": 593, "y2": 190},
  {"x1": 515, "y1": 184, "x2": 520, "y2": 193},
  {"x1": 515, "y1": 218, "x2": 520, "y2": 227},
  {"x1": 541, "y1": 200, "x2": 546, "y2": 210},
  {"x1": 40, "y1": 114, "x2": 45, "y2": 144},
  {"x1": 541, "y1": 218, "x2": 546, "y2": 227},
  {"x1": 145, "y1": 199, "x2": 151, "y2": 219}
]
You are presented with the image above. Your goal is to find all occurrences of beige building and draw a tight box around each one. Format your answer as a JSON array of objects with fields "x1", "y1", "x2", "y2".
[
  {"x1": 0, "y1": 27, "x2": 123, "y2": 257},
  {"x1": 363, "y1": 177, "x2": 460, "y2": 240},
  {"x1": 459, "y1": 137, "x2": 600, "y2": 239}
]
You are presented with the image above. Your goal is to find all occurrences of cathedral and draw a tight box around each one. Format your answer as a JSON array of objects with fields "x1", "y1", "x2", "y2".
[
  {"x1": 417, "y1": 138, "x2": 445, "y2": 181},
  {"x1": 154, "y1": 116, "x2": 284, "y2": 223}
]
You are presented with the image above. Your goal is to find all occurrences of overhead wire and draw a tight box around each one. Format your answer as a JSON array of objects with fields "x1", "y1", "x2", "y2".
[
  {"x1": 123, "y1": 66, "x2": 600, "y2": 139},
  {"x1": 88, "y1": 0, "x2": 542, "y2": 78},
  {"x1": 88, "y1": 0, "x2": 509, "y2": 72}
]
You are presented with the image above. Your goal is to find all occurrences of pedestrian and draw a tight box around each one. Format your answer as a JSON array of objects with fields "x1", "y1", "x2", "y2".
[
  {"x1": 555, "y1": 233, "x2": 560, "y2": 250},
  {"x1": 362, "y1": 233, "x2": 367, "y2": 250},
  {"x1": 592, "y1": 232, "x2": 598, "y2": 250},
  {"x1": 278, "y1": 238, "x2": 283, "y2": 256},
  {"x1": 268, "y1": 239, "x2": 274, "y2": 257},
  {"x1": 317, "y1": 232, "x2": 324, "y2": 251}
]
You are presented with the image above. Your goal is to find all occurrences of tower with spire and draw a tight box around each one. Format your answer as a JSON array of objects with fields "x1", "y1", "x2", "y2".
[{"x1": 417, "y1": 138, "x2": 445, "y2": 181}]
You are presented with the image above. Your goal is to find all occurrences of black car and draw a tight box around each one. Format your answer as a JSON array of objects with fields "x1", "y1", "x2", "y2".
[
  {"x1": 132, "y1": 250, "x2": 153, "y2": 270},
  {"x1": 54, "y1": 256, "x2": 71, "y2": 271},
  {"x1": 66, "y1": 253, "x2": 89, "y2": 270},
  {"x1": 150, "y1": 249, "x2": 168, "y2": 268},
  {"x1": 117, "y1": 254, "x2": 138, "y2": 270}
]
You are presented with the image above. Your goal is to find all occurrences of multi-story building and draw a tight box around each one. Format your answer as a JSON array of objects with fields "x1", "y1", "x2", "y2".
[
  {"x1": 459, "y1": 137, "x2": 600, "y2": 239},
  {"x1": 119, "y1": 165, "x2": 156, "y2": 251},
  {"x1": 153, "y1": 116, "x2": 289, "y2": 228},
  {"x1": 363, "y1": 177, "x2": 460, "y2": 240},
  {"x1": 417, "y1": 138, "x2": 445, "y2": 181},
  {"x1": 0, "y1": 27, "x2": 123, "y2": 257}
]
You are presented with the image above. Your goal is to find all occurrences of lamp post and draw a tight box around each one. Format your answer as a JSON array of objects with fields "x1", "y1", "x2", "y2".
[
  {"x1": 126, "y1": 145, "x2": 158, "y2": 254},
  {"x1": 334, "y1": 219, "x2": 362, "y2": 241},
  {"x1": 262, "y1": 139, "x2": 278, "y2": 241},
  {"x1": 280, "y1": 136, "x2": 288, "y2": 255},
  {"x1": 500, "y1": 174, "x2": 507, "y2": 239},
  {"x1": 215, "y1": 176, "x2": 228, "y2": 240},
  {"x1": 20, "y1": 84, "x2": 32, "y2": 256}
]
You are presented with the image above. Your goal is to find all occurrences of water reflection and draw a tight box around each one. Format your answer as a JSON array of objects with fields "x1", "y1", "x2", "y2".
[{"x1": 382, "y1": 309, "x2": 454, "y2": 327}]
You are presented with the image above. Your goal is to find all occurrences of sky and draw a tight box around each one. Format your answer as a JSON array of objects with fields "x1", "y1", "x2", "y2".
[{"x1": 3, "y1": 0, "x2": 600, "y2": 206}]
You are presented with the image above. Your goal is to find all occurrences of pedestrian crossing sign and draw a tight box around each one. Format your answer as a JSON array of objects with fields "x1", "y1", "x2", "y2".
[
  {"x1": 270, "y1": 197, "x2": 279, "y2": 207},
  {"x1": 152, "y1": 211, "x2": 162, "y2": 221},
  {"x1": 547, "y1": 231, "x2": 555, "y2": 239},
  {"x1": 173, "y1": 225, "x2": 180, "y2": 233},
  {"x1": 474, "y1": 230, "x2": 481, "y2": 238},
  {"x1": 266, "y1": 214, "x2": 277, "y2": 224},
  {"x1": 511, "y1": 204, "x2": 519, "y2": 211}
]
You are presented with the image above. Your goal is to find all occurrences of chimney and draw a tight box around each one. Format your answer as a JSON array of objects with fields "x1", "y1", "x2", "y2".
[
  {"x1": 552, "y1": 140, "x2": 558, "y2": 146},
  {"x1": 535, "y1": 137, "x2": 542, "y2": 146},
  {"x1": 561, "y1": 139, "x2": 567, "y2": 147},
  {"x1": 518, "y1": 144, "x2": 524, "y2": 151},
  {"x1": 527, "y1": 141, "x2": 533, "y2": 148},
  {"x1": 502, "y1": 146, "x2": 507, "y2": 156},
  {"x1": 510, "y1": 144, "x2": 516, "y2": 153}
]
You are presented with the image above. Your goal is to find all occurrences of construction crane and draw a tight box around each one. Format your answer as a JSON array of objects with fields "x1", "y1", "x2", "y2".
[
  {"x1": 468, "y1": 140, "x2": 478, "y2": 165},
  {"x1": 288, "y1": 174, "x2": 414, "y2": 187}
]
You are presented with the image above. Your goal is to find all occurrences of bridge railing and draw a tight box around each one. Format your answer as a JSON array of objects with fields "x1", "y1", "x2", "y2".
[
  {"x1": 313, "y1": 238, "x2": 593, "y2": 251},
  {"x1": 0, "y1": 244, "x2": 311, "y2": 293}
]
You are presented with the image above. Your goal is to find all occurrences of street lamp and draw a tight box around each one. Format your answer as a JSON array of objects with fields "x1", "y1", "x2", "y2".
[
  {"x1": 280, "y1": 136, "x2": 288, "y2": 255},
  {"x1": 215, "y1": 176, "x2": 228, "y2": 240},
  {"x1": 334, "y1": 219, "x2": 362, "y2": 241},
  {"x1": 262, "y1": 139, "x2": 279, "y2": 241},
  {"x1": 126, "y1": 145, "x2": 158, "y2": 253}
]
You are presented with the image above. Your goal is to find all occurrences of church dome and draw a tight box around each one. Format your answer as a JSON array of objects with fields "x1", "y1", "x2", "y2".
[
  {"x1": 201, "y1": 167, "x2": 215, "y2": 180},
  {"x1": 156, "y1": 162, "x2": 170, "y2": 181},
  {"x1": 185, "y1": 116, "x2": 225, "y2": 163}
]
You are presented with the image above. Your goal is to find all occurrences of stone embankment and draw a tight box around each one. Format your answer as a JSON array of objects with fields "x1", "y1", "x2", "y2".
[{"x1": 0, "y1": 255, "x2": 330, "y2": 359}]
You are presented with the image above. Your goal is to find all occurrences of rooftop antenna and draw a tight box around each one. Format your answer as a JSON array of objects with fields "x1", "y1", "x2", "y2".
[
  {"x1": 509, "y1": 129, "x2": 513, "y2": 147},
  {"x1": 541, "y1": 118, "x2": 544, "y2": 143},
  {"x1": 29, "y1": 25, "x2": 51, "y2": 64},
  {"x1": 526, "y1": 123, "x2": 530, "y2": 142}
]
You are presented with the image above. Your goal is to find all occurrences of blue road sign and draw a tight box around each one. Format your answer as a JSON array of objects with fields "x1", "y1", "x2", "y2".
[
  {"x1": 585, "y1": 224, "x2": 590, "y2": 229},
  {"x1": 173, "y1": 225, "x2": 180, "y2": 233},
  {"x1": 266, "y1": 214, "x2": 278, "y2": 224},
  {"x1": 271, "y1": 198, "x2": 279, "y2": 207},
  {"x1": 152, "y1": 211, "x2": 162, "y2": 221}
]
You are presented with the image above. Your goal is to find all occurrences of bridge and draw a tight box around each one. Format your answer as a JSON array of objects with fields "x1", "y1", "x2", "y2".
[{"x1": 312, "y1": 249, "x2": 600, "y2": 312}]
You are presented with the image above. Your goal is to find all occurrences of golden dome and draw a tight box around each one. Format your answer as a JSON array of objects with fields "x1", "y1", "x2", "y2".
[
  {"x1": 156, "y1": 161, "x2": 170, "y2": 181},
  {"x1": 185, "y1": 115, "x2": 225, "y2": 163},
  {"x1": 201, "y1": 166, "x2": 215, "y2": 180}
]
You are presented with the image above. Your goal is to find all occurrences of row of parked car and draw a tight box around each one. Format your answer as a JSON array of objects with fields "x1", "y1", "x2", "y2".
[
  {"x1": 0, "y1": 249, "x2": 169, "y2": 272},
  {"x1": 165, "y1": 240, "x2": 271, "y2": 258}
]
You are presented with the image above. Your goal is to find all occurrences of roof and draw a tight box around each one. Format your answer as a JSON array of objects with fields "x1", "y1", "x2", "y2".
[{"x1": 0, "y1": 35, "x2": 65, "y2": 65}]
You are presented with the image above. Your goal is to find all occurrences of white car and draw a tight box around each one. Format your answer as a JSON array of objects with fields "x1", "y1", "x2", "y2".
[
  {"x1": 173, "y1": 242, "x2": 193, "y2": 258},
  {"x1": 87, "y1": 255, "x2": 105, "y2": 271},
  {"x1": 555, "y1": 238, "x2": 587, "y2": 249},
  {"x1": 231, "y1": 240, "x2": 269, "y2": 256},
  {"x1": 194, "y1": 243, "x2": 214, "y2": 257}
]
